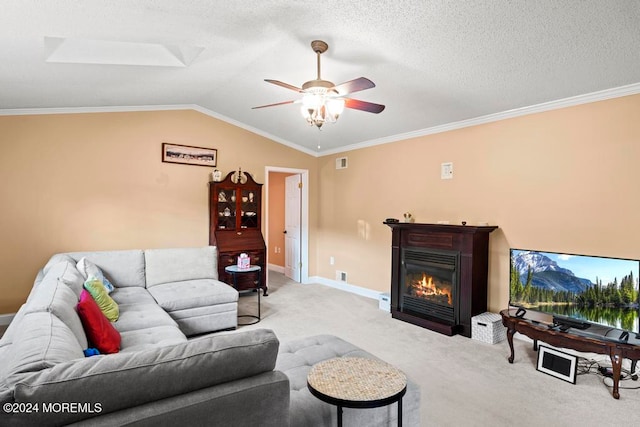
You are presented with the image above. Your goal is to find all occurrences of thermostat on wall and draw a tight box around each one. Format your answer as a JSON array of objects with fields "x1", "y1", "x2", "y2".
[{"x1": 441, "y1": 162, "x2": 453, "y2": 179}]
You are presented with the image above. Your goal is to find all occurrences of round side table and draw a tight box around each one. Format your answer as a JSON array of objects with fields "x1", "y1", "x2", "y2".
[
  {"x1": 307, "y1": 357, "x2": 407, "y2": 426},
  {"x1": 224, "y1": 265, "x2": 261, "y2": 325}
]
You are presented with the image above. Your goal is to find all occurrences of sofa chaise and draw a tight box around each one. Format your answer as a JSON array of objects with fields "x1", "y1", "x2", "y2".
[{"x1": 0, "y1": 246, "x2": 420, "y2": 426}]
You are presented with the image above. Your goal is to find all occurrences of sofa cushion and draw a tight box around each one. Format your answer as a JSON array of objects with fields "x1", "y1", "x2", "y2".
[
  {"x1": 59, "y1": 249, "x2": 146, "y2": 287},
  {"x1": 0, "y1": 307, "x2": 26, "y2": 351},
  {"x1": 147, "y1": 279, "x2": 238, "y2": 312},
  {"x1": 29, "y1": 260, "x2": 85, "y2": 300},
  {"x1": 4, "y1": 311, "x2": 84, "y2": 381},
  {"x1": 114, "y1": 303, "x2": 178, "y2": 333},
  {"x1": 23, "y1": 274, "x2": 88, "y2": 350},
  {"x1": 8, "y1": 329, "x2": 279, "y2": 425},
  {"x1": 118, "y1": 325, "x2": 187, "y2": 352},
  {"x1": 77, "y1": 257, "x2": 115, "y2": 293},
  {"x1": 144, "y1": 246, "x2": 218, "y2": 287},
  {"x1": 276, "y1": 335, "x2": 367, "y2": 392},
  {"x1": 167, "y1": 302, "x2": 238, "y2": 336},
  {"x1": 0, "y1": 344, "x2": 11, "y2": 387},
  {"x1": 110, "y1": 286, "x2": 157, "y2": 306},
  {"x1": 84, "y1": 277, "x2": 119, "y2": 321},
  {"x1": 57, "y1": 260, "x2": 87, "y2": 298},
  {"x1": 41, "y1": 254, "x2": 78, "y2": 276},
  {"x1": 77, "y1": 290, "x2": 121, "y2": 354}
]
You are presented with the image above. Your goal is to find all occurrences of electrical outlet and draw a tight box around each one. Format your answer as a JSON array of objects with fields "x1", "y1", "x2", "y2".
[
  {"x1": 335, "y1": 270, "x2": 347, "y2": 282},
  {"x1": 330, "y1": 256, "x2": 335, "y2": 265}
]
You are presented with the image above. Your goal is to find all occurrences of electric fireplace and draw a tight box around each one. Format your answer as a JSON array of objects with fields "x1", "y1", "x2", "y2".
[
  {"x1": 385, "y1": 222, "x2": 497, "y2": 337},
  {"x1": 402, "y1": 249, "x2": 459, "y2": 325}
]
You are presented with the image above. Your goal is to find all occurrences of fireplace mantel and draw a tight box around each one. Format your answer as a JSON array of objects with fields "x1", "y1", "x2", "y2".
[
  {"x1": 384, "y1": 221, "x2": 498, "y2": 233},
  {"x1": 384, "y1": 221, "x2": 498, "y2": 337}
]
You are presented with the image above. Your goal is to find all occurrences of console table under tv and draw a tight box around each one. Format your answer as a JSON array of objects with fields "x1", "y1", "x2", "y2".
[{"x1": 500, "y1": 309, "x2": 640, "y2": 399}]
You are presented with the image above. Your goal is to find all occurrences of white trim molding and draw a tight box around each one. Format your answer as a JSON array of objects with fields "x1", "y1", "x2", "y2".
[
  {"x1": 264, "y1": 166, "x2": 310, "y2": 286},
  {"x1": 308, "y1": 276, "x2": 382, "y2": 301},
  {"x1": 316, "y1": 82, "x2": 640, "y2": 156},
  {"x1": 268, "y1": 263, "x2": 285, "y2": 274},
  {"x1": 2, "y1": 81, "x2": 639, "y2": 157}
]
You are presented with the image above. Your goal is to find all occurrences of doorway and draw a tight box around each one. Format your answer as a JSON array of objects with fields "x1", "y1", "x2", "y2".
[{"x1": 265, "y1": 167, "x2": 309, "y2": 285}]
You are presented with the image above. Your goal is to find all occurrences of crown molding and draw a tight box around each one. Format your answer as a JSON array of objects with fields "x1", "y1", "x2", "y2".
[
  {"x1": 0, "y1": 104, "x2": 196, "y2": 116},
  {"x1": 2, "y1": 82, "x2": 639, "y2": 158},
  {"x1": 318, "y1": 82, "x2": 640, "y2": 156},
  {"x1": 0, "y1": 103, "x2": 320, "y2": 157},
  {"x1": 189, "y1": 105, "x2": 319, "y2": 157}
]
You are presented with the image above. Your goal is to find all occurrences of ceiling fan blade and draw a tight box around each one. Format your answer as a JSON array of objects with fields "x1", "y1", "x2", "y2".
[
  {"x1": 344, "y1": 98, "x2": 385, "y2": 114},
  {"x1": 332, "y1": 77, "x2": 375, "y2": 96},
  {"x1": 265, "y1": 79, "x2": 303, "y2": 92},
  {"x1": 252, "y1": 99, "x2": 297, "y2": 109}
]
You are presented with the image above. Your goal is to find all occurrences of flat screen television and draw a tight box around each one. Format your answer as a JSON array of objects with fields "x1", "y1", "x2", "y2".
[{"x1": 509, "y1": 249, "x2": 640, "y2": 334}]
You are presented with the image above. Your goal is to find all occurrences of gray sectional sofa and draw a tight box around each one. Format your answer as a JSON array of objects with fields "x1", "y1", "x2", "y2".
[{"x1": 0, "y1": 246, "x2": 420, "y2": 426}]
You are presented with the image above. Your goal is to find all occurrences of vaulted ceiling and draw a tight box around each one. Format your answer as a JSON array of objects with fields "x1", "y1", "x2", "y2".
[{"x1": 2, "y1": 1, "x2": 640, "y2": 155}]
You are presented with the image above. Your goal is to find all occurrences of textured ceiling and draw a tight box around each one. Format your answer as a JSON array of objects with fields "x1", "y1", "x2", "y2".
[{"x1": 1, "y1": 1, "x2": 640, "y2": 155}]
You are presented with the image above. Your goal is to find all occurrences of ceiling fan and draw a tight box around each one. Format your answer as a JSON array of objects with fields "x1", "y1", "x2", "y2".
[{"x1": 252, "y1": 40, "x2": 385, "y2": 129}]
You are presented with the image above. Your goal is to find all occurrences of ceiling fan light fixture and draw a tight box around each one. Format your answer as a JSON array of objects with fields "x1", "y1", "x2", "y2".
[
  {"x1": 301, "y1": 103, "x2": 325, "y2": 129},
  {"x1": 300, "y1": 92, "x2": 343, "y2": 129},
  {"x1": 326, "y1": 97, "x2": 345, "y2": 117},
  {"x1": 254, "y1": 39, "x2": 385, "y2": 128},
  {"x1": 302, "y1": 92, "x2": 323, "y2": 109}
]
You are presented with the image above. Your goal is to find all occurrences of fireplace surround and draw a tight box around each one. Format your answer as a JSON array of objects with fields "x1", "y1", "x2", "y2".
[{"x1": 385, "y1": 222, "x2": 497, "y2": 337}]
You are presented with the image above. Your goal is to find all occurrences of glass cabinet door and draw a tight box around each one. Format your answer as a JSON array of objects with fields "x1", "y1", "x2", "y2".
[
  {"x1": 240, "y1": 189, "x2": 258, "y2": 229},
  {"x1": 216, "y1": 188, "x2": 237, "y2": 230}
]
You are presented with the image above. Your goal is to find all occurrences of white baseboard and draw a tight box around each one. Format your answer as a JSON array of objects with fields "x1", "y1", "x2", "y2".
[
  {"x1": 268, "y1": 264, "x2": 285, "y2": 274},
  {"x1": 308, "y1": 276, "x2": 382, "y2": 301},
  {"x1": 0, "y1": 313, "x2": 16, "y2": 326}
]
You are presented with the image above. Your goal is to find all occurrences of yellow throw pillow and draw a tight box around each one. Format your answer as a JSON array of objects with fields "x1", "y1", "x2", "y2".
[{"x1": 83, "y1": 277, "x2": 119, "y2": 322}]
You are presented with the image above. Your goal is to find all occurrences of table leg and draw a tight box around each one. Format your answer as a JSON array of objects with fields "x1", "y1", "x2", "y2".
[
  {"x1": 257, "y1": 273, "x2": 261, "y2": 320},
  {"x1": 609, "y1": 350, "x2": 622, "y2": 399},
  {"x1": 337, "y1": 406, "x2": 343, "y2": 427},
  {"x1": 398, "y1": 396, "x2": 403, "y2": 426},
  {"x1": 506, "y1": 326, "x2": 516, "y2": 363}
]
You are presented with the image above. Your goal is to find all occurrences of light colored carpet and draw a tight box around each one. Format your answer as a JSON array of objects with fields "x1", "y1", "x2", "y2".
[{"x1": 238, "y1": 271, "x2": 639, "y2": 427}]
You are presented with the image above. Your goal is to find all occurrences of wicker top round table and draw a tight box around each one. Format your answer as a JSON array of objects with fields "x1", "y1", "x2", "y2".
[{"x1": 307, "y1": 357, "x2": 407, "y2": 426}]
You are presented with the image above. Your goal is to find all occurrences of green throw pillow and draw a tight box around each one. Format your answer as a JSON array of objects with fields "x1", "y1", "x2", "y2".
[{"x1": 83, "y1": 277, "x2": 119, "y2": 322}]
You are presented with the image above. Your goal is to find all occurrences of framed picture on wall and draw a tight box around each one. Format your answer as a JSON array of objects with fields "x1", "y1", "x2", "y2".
[{"x1": 162, "y1": 143, "x2": 217, "y2": 167}]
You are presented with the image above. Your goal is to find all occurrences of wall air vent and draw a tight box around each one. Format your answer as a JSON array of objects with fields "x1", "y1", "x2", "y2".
[{"x1": 336, "y1": 157, "x2": 348, "y2": 169}]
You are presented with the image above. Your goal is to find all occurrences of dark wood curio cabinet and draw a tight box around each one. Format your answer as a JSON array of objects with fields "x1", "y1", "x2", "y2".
[{"x1": 209, "y1": 171, "x2": 267, "y2": 294}]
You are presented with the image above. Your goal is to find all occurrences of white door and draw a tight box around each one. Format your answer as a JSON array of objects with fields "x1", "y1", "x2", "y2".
[{"x1": 284, "y1": 174, "x2": 301, "y2": 282}]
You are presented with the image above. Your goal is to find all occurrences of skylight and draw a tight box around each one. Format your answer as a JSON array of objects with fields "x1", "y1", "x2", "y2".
[{"x1": 44, "y1": 37, "x2": 204, "y2": 67}]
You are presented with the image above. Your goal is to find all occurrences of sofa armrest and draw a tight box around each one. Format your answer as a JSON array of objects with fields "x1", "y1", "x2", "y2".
[{"x1": 6, "y1": 329, "x2": 279, "y2": 426}]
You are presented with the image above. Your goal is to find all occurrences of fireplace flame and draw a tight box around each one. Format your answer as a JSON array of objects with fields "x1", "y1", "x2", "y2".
[{"x1": 413, "y1": 273, "x2": 452, "y2": 305}]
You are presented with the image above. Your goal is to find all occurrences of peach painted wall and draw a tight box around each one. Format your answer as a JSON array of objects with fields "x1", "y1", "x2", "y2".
[
  {"x1": 267, "y1": 172, "x2": 290, "y2": 267},
  {"x1": 2, "y1": 95, "x2": 639, "y2": 315},
  {"x1": 316, "y1": 94, "x2": 640, "y2": 312},
  {"x1": 0, "y1": 110, "x2": 318, "y2": 313}
]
